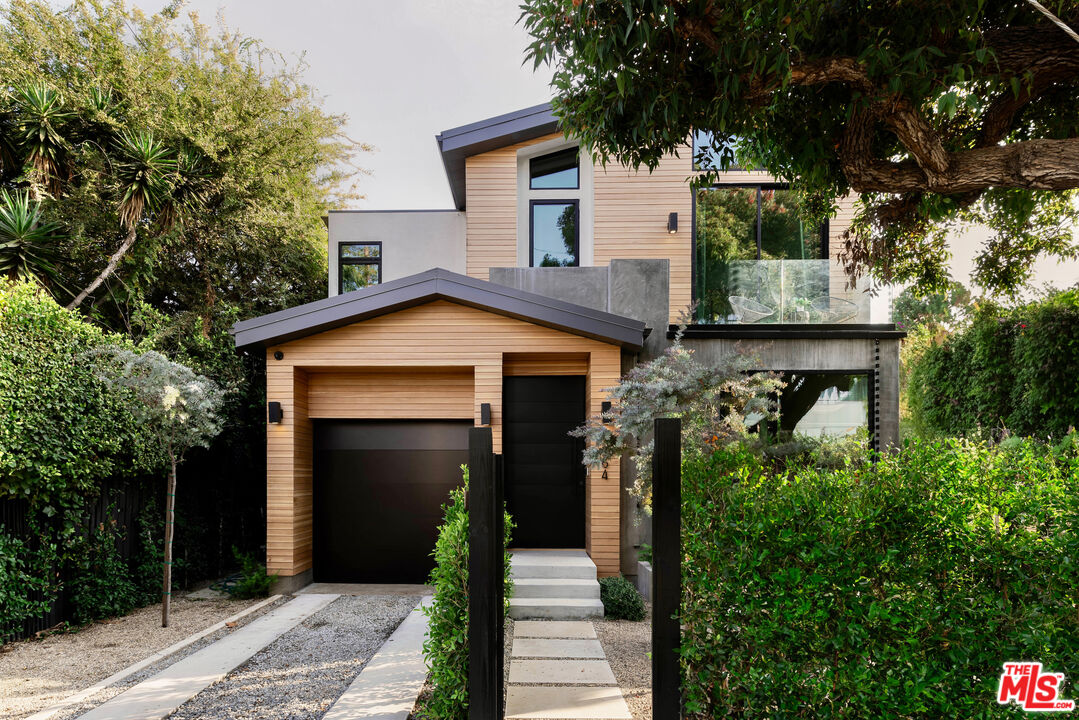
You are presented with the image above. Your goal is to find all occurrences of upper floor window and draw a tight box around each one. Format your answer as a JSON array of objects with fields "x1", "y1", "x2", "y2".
[
  {"x1": 339, "y1": 242, "x2": 381, "y2": 293},
  {"x1": 530, "y1": 200, "x2": 579, "y2": 267},
  {"x1": 529, "y1": 148, "x2": 579, "y2": 189}
]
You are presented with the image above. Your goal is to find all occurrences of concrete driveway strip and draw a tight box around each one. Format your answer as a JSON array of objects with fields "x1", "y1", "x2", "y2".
[
  {"x1": 74, "y1": 593, "x2": 339, "y2": 720},
  {"x1": 321, "y1": 596, "x2": 432, "y2": 720}
]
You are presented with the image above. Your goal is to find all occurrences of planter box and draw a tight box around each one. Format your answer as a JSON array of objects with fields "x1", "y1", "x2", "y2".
[{"x1": 636, "y1": 560, "x2": 652, "y2": 601}]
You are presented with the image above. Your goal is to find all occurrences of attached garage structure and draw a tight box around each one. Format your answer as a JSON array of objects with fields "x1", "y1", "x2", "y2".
[{"x1": 231, "y1": 269, "x2": 645, "y2": 590}]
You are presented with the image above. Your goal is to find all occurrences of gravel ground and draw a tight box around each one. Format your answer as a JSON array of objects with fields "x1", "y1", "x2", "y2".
[
  {"x1": 595, "y1": 602, "x2": 653, "y2": 720},
  {"x1": 1, "y1": 596, "x2": 273, "y2": 720},
  {"x1": 167, "y1": 594, "x2": 420, "y2": 720}
]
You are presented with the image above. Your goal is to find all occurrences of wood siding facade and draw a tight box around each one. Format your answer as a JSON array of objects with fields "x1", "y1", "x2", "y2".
[{"x1": 265, "y1": 300, "x2": 623, "y2": 578}]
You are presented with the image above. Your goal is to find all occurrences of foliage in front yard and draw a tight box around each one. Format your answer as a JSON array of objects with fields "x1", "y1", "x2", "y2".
[
  {"x1": 907, "y1": 288, "x2": 1079, "y2": 439},
  {"x1": 598, "y1": 576, "x2": 645, "y2": 621},
  {"x1": 225, "y1": 547, "x2": 278, "y2": 599},
  {"x1": 679, "y1": 438, "x2": 1079, "y2": 718},
  {"x1": 421, "y1": 466, "x2": 513, "y2": 720}
]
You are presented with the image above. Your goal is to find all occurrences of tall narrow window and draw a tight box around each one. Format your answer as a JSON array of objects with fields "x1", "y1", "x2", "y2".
[
  {"x1": 530, "y1": 200, "x2": 579, "y2": 267},
  {"x1": 339, "y1": 242, "x2": 381, "y2": 293},
  {"x1": 530, "y1": 148, "x2": 579, "y2": 189}
]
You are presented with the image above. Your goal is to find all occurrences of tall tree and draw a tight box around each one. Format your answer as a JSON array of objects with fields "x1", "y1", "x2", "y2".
[{"x1": 522, "y1": 0, "x2": 1079, "y2": 294}]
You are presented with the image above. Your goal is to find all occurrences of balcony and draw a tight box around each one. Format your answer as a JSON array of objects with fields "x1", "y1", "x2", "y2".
[{"x1": 695, "y1": 259, "x2": 876, "y2": 324}]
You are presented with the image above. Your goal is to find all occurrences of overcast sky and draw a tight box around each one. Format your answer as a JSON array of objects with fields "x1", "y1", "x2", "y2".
[{"x1": 134, "y1": 0, "x2": 1076, "y2": 292}]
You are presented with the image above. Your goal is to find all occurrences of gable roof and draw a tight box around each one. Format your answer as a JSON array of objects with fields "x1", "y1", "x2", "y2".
[
  {"x1": 230, "y1": 268, "x2": 646, "y2": 350},
  {"x1": 436, "y1": 102, "x2": 558, "y2": 211}
]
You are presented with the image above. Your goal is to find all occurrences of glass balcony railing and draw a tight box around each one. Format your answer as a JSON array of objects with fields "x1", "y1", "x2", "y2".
[{"x1": 695, "y1": 259, "x2": 876, "y2": 324}]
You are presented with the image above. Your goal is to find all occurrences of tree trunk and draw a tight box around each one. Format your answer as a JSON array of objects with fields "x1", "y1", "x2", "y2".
[
  {"x1": 162, "y1": 458, "x2": 177, "y2": 628},
  {"x1": 67, "y1": 224, "x2": 137, "y2": 310}
]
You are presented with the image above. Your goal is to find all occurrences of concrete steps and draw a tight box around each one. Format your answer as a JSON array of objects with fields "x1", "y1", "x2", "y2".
[{"x1": 509, "y1": 550, "x2": 604, "y2": 620}]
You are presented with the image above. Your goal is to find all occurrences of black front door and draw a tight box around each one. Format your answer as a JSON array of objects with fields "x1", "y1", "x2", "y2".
[
  {"x1": 312, "y1": 420, "x2": 470, "y2": 583},
  {"x1": 503, "y1": 376, "x2": 586, "y2": 548}
]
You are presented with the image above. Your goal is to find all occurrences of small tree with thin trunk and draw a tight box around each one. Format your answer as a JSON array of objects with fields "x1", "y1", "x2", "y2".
[{"x1": 96, "y1": 348, "x2": 224, "y2": 626}]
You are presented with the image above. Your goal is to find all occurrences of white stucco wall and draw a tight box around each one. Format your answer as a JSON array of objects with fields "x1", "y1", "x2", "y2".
[{"x1": 327, "y1": 210, "x2": 466, "y2": 296}]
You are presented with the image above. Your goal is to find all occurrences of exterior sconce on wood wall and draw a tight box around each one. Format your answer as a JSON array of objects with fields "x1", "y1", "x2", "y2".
[
  {"x1": 268, "y1": 401, "x2": 284, "y2": 423},
  {"x1": 480, "y1": 403, "x2": 492, "y2": 426},
  {"x1": 667, "y1": 212, "x2": 678, "y2": 234}
]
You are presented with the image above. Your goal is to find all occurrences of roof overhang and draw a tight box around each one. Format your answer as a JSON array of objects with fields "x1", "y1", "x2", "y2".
[
  {"x1": 437, "y1": 102, "x2": 559, "y2": 210},
  {"x1": 231, "y1": 268, "x2": 646, "y2": 350}
]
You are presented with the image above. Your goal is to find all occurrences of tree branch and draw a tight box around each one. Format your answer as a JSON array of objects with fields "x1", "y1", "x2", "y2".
[{"x1": 845, "y1": 138, "x2": 1079, "y2": 194}]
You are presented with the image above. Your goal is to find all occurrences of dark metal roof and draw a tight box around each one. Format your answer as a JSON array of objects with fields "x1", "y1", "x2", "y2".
[
  {"x1": 436, "y1": 103, "x2": 559, "y2": 210},
  {"x1": 231, "y1": 268, "x2": 646, "y2": 350}
]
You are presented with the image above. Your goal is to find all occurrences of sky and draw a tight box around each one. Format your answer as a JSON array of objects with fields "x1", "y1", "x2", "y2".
[{"x1": 133, "y1": 0, "x2": 1077, "y2": 292}]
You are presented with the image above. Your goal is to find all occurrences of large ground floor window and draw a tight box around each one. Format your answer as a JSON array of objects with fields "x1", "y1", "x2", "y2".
[{"x1": 749, "y1": 371, "x2": 872, "y2": 439}]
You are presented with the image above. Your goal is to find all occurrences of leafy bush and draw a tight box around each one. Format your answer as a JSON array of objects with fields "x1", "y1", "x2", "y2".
[
  {"x1": 68, "y1": 515, "x2": 141, "y2": 624},
  {"x1": 908, "y1": 289, "x2": 1079, "y2": 439},
  {"x1": 637, "y1": 543, "x2": 652, "y2": 564},
  {"x1": 680, "y1": 439, "x2": 1079, "y2": 718},
  {"x1": 599, "y1": 576, "x2": 646, "y2": 621},
  {"x1": 421, "y1": 466, "x2": 512, "y2": 720},
  {"x1": 226, "y1": 547, "x2": 278, "y2": 599},
  {"x1": 0, "y1": 527, "x2": 56, "y2": 641}
]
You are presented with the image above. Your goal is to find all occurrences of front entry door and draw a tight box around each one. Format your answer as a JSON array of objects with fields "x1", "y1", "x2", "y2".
[{"x1": 503, "y1": 376, "x2": 586, "y2": 547}]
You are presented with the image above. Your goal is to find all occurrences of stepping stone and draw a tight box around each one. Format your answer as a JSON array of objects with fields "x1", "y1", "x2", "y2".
[
  {"x1": 512, "y1": 638, "x2": 605, "y2": 659},
  {"x1": 509, "y1": 659, "x2": 617, "y2": 685},
  {"x1": 505, "y1": 686, "x2": 632, "y2": 719},
  {"x1": 514, "y1": 621, "x2": 596, "y2": 639}
]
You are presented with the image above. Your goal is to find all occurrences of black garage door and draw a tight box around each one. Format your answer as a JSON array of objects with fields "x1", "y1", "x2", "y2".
[
  {"x1": 503, "y1": 376, "x2": 586, "y2": 548},
  {"x1": 313, "y1": 420, "x2": 470, "y2": 583}
]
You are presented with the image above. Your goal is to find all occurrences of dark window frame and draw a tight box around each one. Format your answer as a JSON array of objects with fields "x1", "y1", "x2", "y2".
[
  {"x1": 529, "y1": 147, "x2": 580, "y2": 190},
  {"x1": 529, "y1": 199, "x2": 580, "y2": 268},
  {"x1": 338, "y1": 241, "x2": 382, "y2": 294}
]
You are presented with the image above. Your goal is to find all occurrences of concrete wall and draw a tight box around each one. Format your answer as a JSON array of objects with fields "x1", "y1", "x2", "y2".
[
  {"x1": 327, "y1": 210, "x2": 466, "y2": 296},
  {"x1": 684, "y1": 336, "x2": 902, "y2": 448}
]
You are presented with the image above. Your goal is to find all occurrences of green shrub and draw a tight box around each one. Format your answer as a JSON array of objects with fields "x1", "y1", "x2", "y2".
[
  {"x1": 0, "y1": 527, "x2": 56, "y2": 641},
  {"x1": 599, "y1": 576, "x2": 646, "y2": 621},
  {"x1": 68, "y1": 515, "x2": 141, "y2": 624},
  {"x1": 908, "y1": 289, "x2": 1079, "y2": 439},
  {"x1": 637, "y1": 543, "x2": 652, "y2": 564},
  {"x1": 680, "y1": 440, "x2": 1079, "y2": 718},
  {"x1": 226, "y1": 547, "x2": 278, "y2": 599},
  {"x1": 421, "y1": 466, "x2": 512, "y2": 720}
]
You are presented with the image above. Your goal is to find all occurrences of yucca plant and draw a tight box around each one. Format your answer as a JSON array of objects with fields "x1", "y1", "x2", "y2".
[
  {"x1": 0, "y1": 188, "x2": 65, "y2": 283},
  {"x1": 12, "y1": 83, "x2": 73, "y2": 195},
  {"x1": 68, "y1": 131, "x2": 178, "y2": 309}
]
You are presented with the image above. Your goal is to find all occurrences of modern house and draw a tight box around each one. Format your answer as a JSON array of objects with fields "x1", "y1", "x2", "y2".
[{"x1": 231, "y1": 103, "x2": 904, "y2": 602}]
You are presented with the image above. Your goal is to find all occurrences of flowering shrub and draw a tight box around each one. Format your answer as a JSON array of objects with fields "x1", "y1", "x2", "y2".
[{"x1": 571, "y1": 329, "x2": 783, "y2": 507}]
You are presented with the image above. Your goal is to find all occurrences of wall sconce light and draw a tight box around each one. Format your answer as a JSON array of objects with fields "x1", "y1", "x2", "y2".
[
  {"x1": 667, "y1": 212, "x2": 678, "y2": 234},
  {"x1": 601, "y1": 401, "x2": 612, "y2": 415},
  {"x1": 267, "y1": 401, "x2": 283, "y2": 424},
  {"x1": 480, "y1": 403, "x2": 492, "y2": 426}
]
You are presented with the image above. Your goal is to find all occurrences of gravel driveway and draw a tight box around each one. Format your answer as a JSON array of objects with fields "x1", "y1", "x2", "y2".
[
  {"x1": 166, "y1": 594, "x2": 420, "y2": 720},
  {"x1": 595, "y1": 603, "x2": 652, "y2": 720},
  {"x1": 0, "y1": 596, "x2": 267, "y2": 720}
]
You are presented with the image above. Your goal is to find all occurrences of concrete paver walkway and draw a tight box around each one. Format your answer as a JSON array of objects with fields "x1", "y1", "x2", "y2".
[
  {"x1": 506, "y1": 620, "x2": 631, "y2": 720},
  {"x1": 75, "y1": 594, "x2": 338, "y2": 720}
]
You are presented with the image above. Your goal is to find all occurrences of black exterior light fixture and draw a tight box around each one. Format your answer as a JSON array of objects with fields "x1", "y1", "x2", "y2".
[
  {"x1": 480, "y1": 403, "x2": 492, "y2": 426},
  {"x1": 267, "y1": 401, "x2": 284, "y2": 424},
  {"x1": 601, "y1": 401, "x2": 612, "y2": 415},
  {"x1": 667, "y1": 212, "x2": 678, "y2": 234}
]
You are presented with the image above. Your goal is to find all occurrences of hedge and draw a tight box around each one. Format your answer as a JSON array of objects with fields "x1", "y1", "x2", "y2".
[
  {"x1": 680, "y1": 439, "x2": 1079, "y2": 718},
  {"x1": 907, "y1": 289, "x2": 1079, "y2": 439},
  {"x1": 0, "y1": 281, "x2": 162, "y2": 638},
  {"x1": 421, "y1": 467, "x2": 513, "y2": 720}
]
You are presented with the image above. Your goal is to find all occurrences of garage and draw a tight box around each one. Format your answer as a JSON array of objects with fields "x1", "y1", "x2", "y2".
[{"x1": 312, "y1": 420, "x2": 471, "y2": 583}]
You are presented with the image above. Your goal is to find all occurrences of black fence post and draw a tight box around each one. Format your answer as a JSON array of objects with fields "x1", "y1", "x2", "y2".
[
  {"x1": 468, "y1": 426, "x2": 504, "y2": 720},
  {"x1": 652, "y1": 417, "x2": 682, "y2": 719}
]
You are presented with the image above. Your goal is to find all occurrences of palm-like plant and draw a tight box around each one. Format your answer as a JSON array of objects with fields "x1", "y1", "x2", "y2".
[
  {"x1": 12, "y1": 83, "x2": 74, "y2": 195},
  {"x1": 0, "y1": 188, "x2": 65, "y2": 283},
  {"x1": 68, "y1": 131, "x2": 177, "y2": 309}
]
